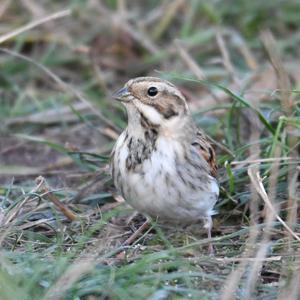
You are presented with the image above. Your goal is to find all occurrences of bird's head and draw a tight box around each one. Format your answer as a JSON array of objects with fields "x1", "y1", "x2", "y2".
[{"x1": 113, "y1": 77, "x2": 192, "y2": 134}]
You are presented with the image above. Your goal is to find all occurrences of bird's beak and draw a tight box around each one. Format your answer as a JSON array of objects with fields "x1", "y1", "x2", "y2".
[{"x1": 112, "y1": 86, "x2": 130, "y2": 102}]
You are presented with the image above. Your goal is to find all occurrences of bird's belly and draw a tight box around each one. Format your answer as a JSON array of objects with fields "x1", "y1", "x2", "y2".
[
  {"x1": 124, "y1": 174, "x2": 217, "y2": 222},
  {"x1": 115, "y1": 140, "x2": 218, "y2": 222}
]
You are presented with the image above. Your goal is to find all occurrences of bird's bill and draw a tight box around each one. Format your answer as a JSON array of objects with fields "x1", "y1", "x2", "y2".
[{"x1": 112, "y1": 86, "x2": 130, "y2": 102}]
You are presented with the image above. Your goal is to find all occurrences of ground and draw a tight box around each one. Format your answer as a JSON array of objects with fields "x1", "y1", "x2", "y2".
[{"x1": 0, "y1": 1, "x2": 299, "y2": 300}]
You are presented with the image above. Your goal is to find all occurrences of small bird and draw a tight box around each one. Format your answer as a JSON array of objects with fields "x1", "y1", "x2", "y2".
[{"x1": 110, "y1": 77, "x2": 219, "y2": 247}]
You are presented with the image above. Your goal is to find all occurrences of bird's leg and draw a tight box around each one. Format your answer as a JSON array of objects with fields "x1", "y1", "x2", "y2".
[
  {"x1": 123, "y1": 216, "x2": 150, "y2": 246},
  {"x1": 203, "y1": 216, "x2": 214, "y2": 255},
  {"x1": 125, "y1": 211, "x2": 139, "y2": 225}
]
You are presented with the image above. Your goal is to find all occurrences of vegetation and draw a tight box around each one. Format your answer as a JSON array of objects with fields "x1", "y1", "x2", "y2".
[{"x1": 0, "y1": 1, "x2": 299, "y2": 299}]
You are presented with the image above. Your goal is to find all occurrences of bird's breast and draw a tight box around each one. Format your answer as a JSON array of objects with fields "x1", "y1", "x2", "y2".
[{"x1": 112, "y1": 133, "x2": 218, "y2": 221}]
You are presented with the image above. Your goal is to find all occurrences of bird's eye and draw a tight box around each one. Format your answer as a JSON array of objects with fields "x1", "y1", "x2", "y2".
[{"x1": 147, "y1": 86, "x2": 158, "y2": 97}]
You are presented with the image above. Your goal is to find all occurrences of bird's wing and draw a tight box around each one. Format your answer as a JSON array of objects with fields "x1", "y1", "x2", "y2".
[{"x1": 191, "y1": 130, "x2": 217, "y2": 177}]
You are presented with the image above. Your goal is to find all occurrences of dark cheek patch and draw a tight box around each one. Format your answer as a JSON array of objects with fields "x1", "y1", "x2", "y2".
[
  {"x1": 162, "y1": 106, "x2": 179, "y2": 119},
  {"x1": 156, "y1": 91, "x2": 186, "y2": 119},
  {"x1": 131, "y1": 87, "x2": 185, "y2": 119},
  {"x1": 153, "y1": 101, "x2": 179, "y2": 119}
]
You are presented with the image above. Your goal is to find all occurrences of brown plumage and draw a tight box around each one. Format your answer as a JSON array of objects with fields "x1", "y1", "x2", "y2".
[
  {"x1": 110, "y1": 77, "x2": 219, "y2": 250},
  {"x1": 193, "y1": 130, "x2": 217, "y2": 177}
]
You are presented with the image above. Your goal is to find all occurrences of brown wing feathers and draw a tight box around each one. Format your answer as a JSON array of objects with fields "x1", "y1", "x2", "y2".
[{"x1": 193, "y1": 130, "x2": 217, "y2": 177}]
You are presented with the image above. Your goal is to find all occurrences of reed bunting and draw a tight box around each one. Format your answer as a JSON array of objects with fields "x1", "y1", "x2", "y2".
[{"x1": 111, "y1": 77, "x2": 219, "y2": 245}]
